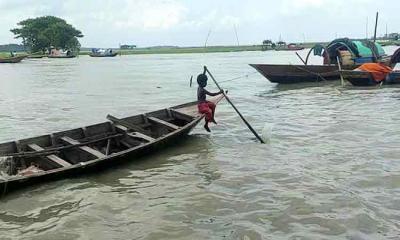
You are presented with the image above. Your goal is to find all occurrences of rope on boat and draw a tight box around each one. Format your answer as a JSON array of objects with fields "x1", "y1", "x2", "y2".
[
  {"x1": 290, "y1": 64, "x2": 343, "y2": 94},
  {"x1": 190, "y1": 71, "x2": 258, "y2": 87},
  {"x1": 218, "y1": 71, "x2": 259, "y2": 84}
]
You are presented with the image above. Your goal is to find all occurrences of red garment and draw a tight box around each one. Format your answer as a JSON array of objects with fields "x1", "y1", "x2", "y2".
[
  {"x1": 198, "y1": 101, "x2": 216, "y2": 122},
  {"x1": 356, "y1": 63, "x2": 393, "y2": 82}
]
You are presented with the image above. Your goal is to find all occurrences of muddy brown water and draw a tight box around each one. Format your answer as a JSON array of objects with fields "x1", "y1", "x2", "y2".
[{"x1": 0, "y1": 47, "x2": 400, "y2": 239}]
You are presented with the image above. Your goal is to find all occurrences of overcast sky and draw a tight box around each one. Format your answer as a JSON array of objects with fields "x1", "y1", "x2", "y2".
[{"x1": 0, "y1": 0, "x2": 398, "y2": 47}]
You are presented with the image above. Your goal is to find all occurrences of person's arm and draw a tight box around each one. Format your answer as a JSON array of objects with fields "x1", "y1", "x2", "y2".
[{"x1": 204, "y1": 89, "x2": 223, "y2": 96}]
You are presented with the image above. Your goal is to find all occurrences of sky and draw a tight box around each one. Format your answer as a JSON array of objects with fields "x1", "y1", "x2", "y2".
[{"x1": 0, "y1": 0, "x2": 399, "y2": 48}]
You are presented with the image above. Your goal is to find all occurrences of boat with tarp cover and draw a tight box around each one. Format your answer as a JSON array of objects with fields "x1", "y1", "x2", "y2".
[
  {"x1": 250, "y1": 38, "x2": 399, "y2": 84},
  {"x1": 0, "y1": 95, "x2": 223, "y2": 195},
  {"x1": 340, "y1": 62, "x2": 400, "y2": 86}
]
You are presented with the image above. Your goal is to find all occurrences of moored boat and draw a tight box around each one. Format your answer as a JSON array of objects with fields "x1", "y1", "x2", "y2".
[
  {"x1": 48, "y1": 55, "x2": 76, "y2": 59},
  {"x1": 0, "y1": 55, "x2": 26, "y2": 63},
  {"x1": 249, "y1": 64, "x2": 356, "y2": 84},
  {"x1": 48, "y1": 48, "x2": 76, "y2": 58},
  {"x1": 89, "y1": 48, "x2": 118, "y2": 57},
  {"x1": 340, "y1": 63, "x2": 400, "y2": 86},
  {"x1": 0, "y1": 96, "x2": 224, "y2": 195},
  {"x1": 251, "y1": 38, "x2": 395, "y2": 84},
  {"x1": 274, "y1": 43, "x2": 304, "y2": 51}
]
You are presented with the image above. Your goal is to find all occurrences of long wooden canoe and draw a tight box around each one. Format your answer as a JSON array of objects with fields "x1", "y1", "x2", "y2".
[
  {"x1": 0, "y1": 96, "x2": 224, "y2": 195},
  {"x1": 249, "y1": 64, "x2": 358, "y2": 84},
  {"x1": 0, "y1": 56, "x2": 26, "y2": 63}
]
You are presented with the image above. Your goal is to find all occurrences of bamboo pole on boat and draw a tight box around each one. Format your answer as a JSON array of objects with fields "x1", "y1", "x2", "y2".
[
  {"x1": 203, "y1": 66, "x2": 265, "y2": 144},
  {"x1": 373, "y1": 12, "x2": 379, "y2": 43},
  {"x1": 295, "y1": 52, "x2": 306, "y2": 65},
  {"x1": 337, "y1": 56, "x2": 345, "y2": 86}
]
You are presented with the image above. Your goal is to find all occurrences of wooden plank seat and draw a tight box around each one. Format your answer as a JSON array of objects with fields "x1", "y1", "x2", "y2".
[
  {"x1": 169, "y1": 109, "x2": 194, "y2": 122},
  {"x1": 106, "y1": 114, "x2": 147, "y2": 133},
  {"x1": 147, "y1": 116, "x2": 180, "y2": 131},
  {"x1": 28, "y1": 144, "x2": 72, "y2": 168},
  {"x1": 60, "y1": 136, "x2": 106, "y2": 159},
  {"x1": 114, "y1": 124, "x2": 155, "y2": 142}
]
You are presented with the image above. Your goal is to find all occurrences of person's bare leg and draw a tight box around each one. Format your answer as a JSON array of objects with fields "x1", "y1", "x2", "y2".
[{"x1": 204, "y1": 121, "x2": 211, "y2": 132}]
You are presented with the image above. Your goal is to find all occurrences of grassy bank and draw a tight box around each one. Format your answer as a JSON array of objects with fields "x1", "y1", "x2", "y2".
[{"x1": 79, "y1": 45, "x2": 264, "y2": 55}]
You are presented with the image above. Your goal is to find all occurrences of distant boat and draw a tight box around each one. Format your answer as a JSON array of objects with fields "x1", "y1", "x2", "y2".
[
  {"x1": 48, "y1": 55, "x2": 76, "y2": 59},
  {"x1": 274, "y1": 43, "x2": 304, "y2": 51},
  {"x1": 89, "y1": 48, "x2": 118, "y2": 57},
  {"x1": 0, "y1": 55, "x2": 26, "y2": 63},
  {"x1": 26, "y1": 55, "x2": 44, "y2": 59},
  {"x1": 250, "y1": 38, "x2": 397, "y2": 84},
  {"x1": 48, "y1": 48, "x2": 76, "y2": 58}
]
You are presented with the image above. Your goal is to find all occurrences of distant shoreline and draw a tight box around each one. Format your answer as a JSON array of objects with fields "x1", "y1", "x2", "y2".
[
  {"x1": 79, "y1": 42, "x2": 324, "y2": 55},
  {"x1": 2, "y1": 40, "x2": 399, "y2": 57}
]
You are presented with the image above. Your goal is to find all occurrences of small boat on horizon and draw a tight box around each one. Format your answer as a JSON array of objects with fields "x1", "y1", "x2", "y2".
[
  {"x1": 0, "y1": 96, "x2": 224, "y2": 196},
  {"x1": 274, "y1": 42, "x2": 305, "y2": 51},
  {"x1": 89, "y1": 48, "x2": 118, "y2": 57},
  {"x1": 48, "y1": 48, "x2": 76, "y2": 58}
]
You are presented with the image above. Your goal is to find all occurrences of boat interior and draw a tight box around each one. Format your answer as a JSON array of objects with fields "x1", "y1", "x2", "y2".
[{"x1": 0, "y1": 108, "x2": 195, "y2": 177}]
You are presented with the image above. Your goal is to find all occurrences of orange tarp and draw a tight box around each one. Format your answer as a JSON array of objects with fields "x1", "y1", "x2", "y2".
[{"x1": 356, "y1": 63, "x2": 393, "y2": 82}]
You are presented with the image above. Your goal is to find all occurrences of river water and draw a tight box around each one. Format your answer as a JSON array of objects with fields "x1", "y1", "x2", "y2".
[{"x1": 0, "y1": 47, "x2": 400, "y2": 239}]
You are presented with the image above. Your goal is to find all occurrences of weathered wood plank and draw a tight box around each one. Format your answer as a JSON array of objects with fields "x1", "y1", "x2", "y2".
[
  {"x1": 28, "y1": 144, "x2": 72, "y2": 167},
  {"x1": 147, "y1": 116, "x2": 180, "y2": 130},
  {"x1": 107, "y1": 114, "x2": 146, "y2": 133},
  {"x1": 114, "y1": 124, "x2": 155, "y2": 142},
  {"x1": 2, "y1": 133, "x2": 122, "y2": 158},
  {"x1": 169, "y1": 109, "x2": 193, "y2": 122},
  {"x1": 60, "y1": 137, "x2": 106, "y2": 159},
  {"x1": 127, "y1": 132, "x2": 155, "y2": 142}
]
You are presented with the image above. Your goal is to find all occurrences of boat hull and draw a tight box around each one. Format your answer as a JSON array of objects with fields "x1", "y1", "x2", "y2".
[
  {"x1": 0, "y1": 96, "x2": 224, "y2": 195},
  {"x1": 0, "y1": 56, "x2": 26, "y2": 63},
  {"x1": 340, "y1": 70, "x2": 400, "y2": 86},
  {"x1": 89, "y1": 53, "x2": 118, "y2": 57},
  {"x1": 48, "y1": 55, "x2": 76, "y2": 58},
  {"x1": 250, "y1": 64, "x2": 357, "y2": 84},
  {"x1": 0, "y1": 120, "x2": 199, "y2": 195}
]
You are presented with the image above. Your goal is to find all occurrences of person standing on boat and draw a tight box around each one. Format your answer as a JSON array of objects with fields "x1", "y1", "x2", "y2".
[{"x1": 197, "y1": 73, "x2": 223, "y2": 132}]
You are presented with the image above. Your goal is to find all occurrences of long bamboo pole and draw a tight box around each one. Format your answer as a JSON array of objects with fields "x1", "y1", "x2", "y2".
[
  {"x1": 373, "y1": 12, "x2": 379, "y2": 43},
  {"x1": 337, "y1": 56, "x2": 345, "y2": 86},
  {"x1": 204, "y1": 66, "x2": 265, "y2": 143}
]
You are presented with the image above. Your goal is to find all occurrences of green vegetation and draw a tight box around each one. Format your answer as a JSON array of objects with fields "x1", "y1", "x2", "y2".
[
  {"x1": 81, "y1": 45, "x2": 263, "y2": 55},
  {"x1": 10, "y1": 16, "x2": 83, "y2": 53}
]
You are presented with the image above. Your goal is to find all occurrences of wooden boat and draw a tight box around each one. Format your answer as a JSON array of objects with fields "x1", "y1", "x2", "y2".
[
  {"x1": 89, "y1": 52, "x2": 118, "y2": 57},
  {"x1": 0, "y1": 95, "x2": 223, "y2": 195},
  {"x1": 340, "y1": 70, "x2": 400, "y2": 86},
  {"x1": 26, "y1": 55, "x2": 44, "y2": 59},
  {"x1": 48, "y1": 55, "x2": 76, "y2": 59},
  {"x1": 249, "y1": 64, "x2": 356, "y2": 84},
  {"x1": 251, "y1": 38, "x2": 395, "y2": 84},
  {"x1": 274, "y1": 43, "x2": 304, "y2": 51},
  {"x1": 0, "y1": 55, "x2": 26, "y2": 63}
]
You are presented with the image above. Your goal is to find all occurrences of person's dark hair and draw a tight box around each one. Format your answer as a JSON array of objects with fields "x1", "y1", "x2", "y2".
[{"x1": 197, "y1": 74, "x2": 208, "y2": 87}]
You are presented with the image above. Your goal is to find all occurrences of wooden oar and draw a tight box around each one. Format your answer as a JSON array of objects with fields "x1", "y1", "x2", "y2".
[{"x1": 203, "y1": 66, "x2": 265, "y2": 144}]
